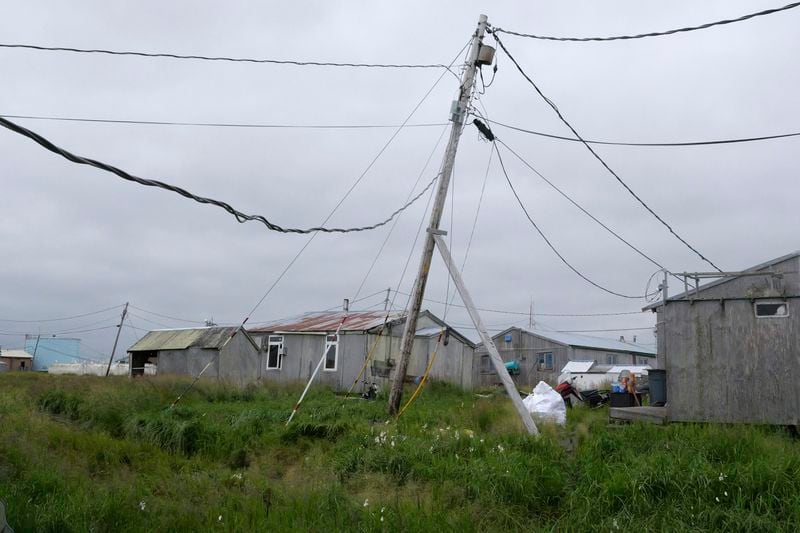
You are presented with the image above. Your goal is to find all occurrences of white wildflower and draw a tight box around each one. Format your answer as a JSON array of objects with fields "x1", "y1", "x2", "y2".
[
  {"x1": 480, "y1": 438, "x2": 485, "y2": 444},
  {"x1": 139, "y1": 501, "x2": 146, "y2": 511},
  {"x1": 429, "y1": 446, "x2": 434, "y2": 452},
  {"x1": 422, "y1": 423, "x2": 428, "y2": 429},
  {"x1": 455, "y1": 454, "x2": 459, "y2": 460},
  {"x1": 218, "y1": 515, "x2": 223, "y2": 522},
  {"x1": 724, "y1": 491, "x2": 728, "y2": 497},
  {"x1": 612, "y1": 518, "x2": 619, "y2": 529},
  {"x1": 715, "y1": 497, "x2": 720, "y2": 502},
  {"x1": 454, "y1": 430, "x2": 460, "y2": 440},
  {"x1": 446, "y1": 426, "x2": 451, "y2": 430},
  {"x1": 469, "y1": 447, "x2": 475, "y2": 453},
  {"x1": 231, "y1": 472, "x2": 243, "y2": 480},
  {"x1": 719, "y1": 473, "x2": 725, "y2": 481},
  {"x1": 363, "y1": 498, "x2": 369, "y2": 507},
  {"x1": 380, "y1": 516, "x2": 384, "y2": 522},
  {"x1": 381, "y1": 507, "x2": 385, "y2": 513}
]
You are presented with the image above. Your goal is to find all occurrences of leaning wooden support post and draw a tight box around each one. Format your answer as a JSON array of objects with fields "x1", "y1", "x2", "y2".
[{"x1": 432, "y1": 233, "x2": 539, "y2": 436}]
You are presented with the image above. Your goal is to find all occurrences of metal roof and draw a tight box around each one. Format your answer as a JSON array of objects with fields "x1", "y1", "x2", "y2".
[
  {"x1": 128, "y1": 327, "x2": 240, "y2": 352},
  {"x1": 497, "y1": 327, "x2": 656, "y2": 356},
  {"x1": 250, "y1": 311, "x2": 405, "y2": 333},
  {"x1": 0, "y1": 349, "x2": 33, "y2": 359},
  {"x1": 643, "y1": 251, "x2": 800, "y2": 311}
]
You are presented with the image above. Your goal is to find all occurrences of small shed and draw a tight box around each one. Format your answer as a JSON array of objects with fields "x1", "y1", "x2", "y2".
[
  {"x1": 644, "y1": 251, "x2": 800, "y2": 425},
  {"x1": 127, "y1": 326, "x2": 261, "y2": 385},
  {"x1": 0, "y1": 349, "x2": 33, "y2": 371},
  {"x1": 249, "y1": 309, "x2": 476, "y2": 391},
  {"x1": 475, "y1": 327, "x2": 656, "y2": 388}
]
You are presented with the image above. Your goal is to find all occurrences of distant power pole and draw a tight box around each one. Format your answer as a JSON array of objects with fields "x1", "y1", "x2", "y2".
[
  {"x1": 105, "y1": 302, "x2": 128, "y2": 377},
  {"x1": 384, "y1": 287, "x2": 391, "y2": 311},
  {"x1": 528, "y1": 297, "x2": 535, "y2": 330},
  {"x1": 388, "y1": 15, "x2": 489, "y2": 415}
]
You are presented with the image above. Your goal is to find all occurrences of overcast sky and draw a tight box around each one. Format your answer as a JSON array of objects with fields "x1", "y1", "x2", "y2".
[{"x1": 2, "y1": 1, "x2": 798, "y2": 357}]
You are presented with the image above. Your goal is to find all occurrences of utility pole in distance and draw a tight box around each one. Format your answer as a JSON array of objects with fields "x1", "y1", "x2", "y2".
[
  {"x1": 388, "y1": 15, "x2": 489, "y2": 415},
  {"x1": 105, "y1": 302, "x2": 128, "y2": 376}
]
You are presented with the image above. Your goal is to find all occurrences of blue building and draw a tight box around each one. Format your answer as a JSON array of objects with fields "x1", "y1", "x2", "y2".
[{"x1": 24, "y1": 335, "x2": 81, "y2": 371}]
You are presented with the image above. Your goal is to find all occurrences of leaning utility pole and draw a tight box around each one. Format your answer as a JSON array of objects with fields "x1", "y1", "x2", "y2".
[
  {"x1": 105, "y1": 302, "x2": 128, "y2": 376},
  {"x1": 388, "y1": 15, "x2": 489, "y2": 415},
  {"x1": 386, "y1": 15, "x2": 539, "y2": 435}
]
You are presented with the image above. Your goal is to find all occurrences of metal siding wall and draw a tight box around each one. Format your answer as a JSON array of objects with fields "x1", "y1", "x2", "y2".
[{"x1": 664, "y1": 297, "x2": 800, "y2": 424}]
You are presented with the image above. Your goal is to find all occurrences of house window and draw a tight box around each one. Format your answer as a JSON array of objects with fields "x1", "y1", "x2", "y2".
[
  {"x1": 537, "y1": 351, "x2": 553, "y2": 370},
  {"x1": 324, "y1": 334, "x2": 338, "y2": 371},
  {"x1": 755, "y1": 300, "x2": 789, "y2": 318},
  {"x1": 606, "y1": 354, "x2": 618, "y2": 365},
  {"x1": 638, "y1": 358, "x2": 650, "y2": 365},
  {"x1": 267, "y1": 336, "x2": 283, "y2": 370},
  {"x1": 480, "y1": 355, "x2": 493, "y2": 373}
]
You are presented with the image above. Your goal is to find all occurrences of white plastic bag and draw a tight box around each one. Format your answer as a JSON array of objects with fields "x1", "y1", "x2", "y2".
[{"x1": 522, "y1": 381, "x2": 566, "y2": 426}]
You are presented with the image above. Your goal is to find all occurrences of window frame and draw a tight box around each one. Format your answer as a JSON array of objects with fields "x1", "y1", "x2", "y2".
[
  {"x1": 605, "y1": 353, "x2": 618, "y2": 365},
  {"x1": 754, "y1": 300, "x2": 790, "y2": 319},
  {"x1": 266, "y1": 335, "x2": 284, "y2": 370},
  {"x1": 323, "y1": 334, "x2": 338, "y2": 372},
  {"x1": 536, "y1": 351, "x2": 554, "y2": 370}
]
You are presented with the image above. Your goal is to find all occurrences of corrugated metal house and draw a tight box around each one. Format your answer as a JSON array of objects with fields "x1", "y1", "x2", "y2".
[
  {"x1": 127, "y1": 326, "x2": 261, "y2": 385},
  {"x1": 0, "y1": 349, "x2": 34, "y2": 371},
  {"x1": 475, "y1": 327, "x2": 656, "y2": 388},
  {"x1": 249, "y1": 309, "x2": 476, "y2": 391},
  {"x1": 643, "y1": 251, "x2": 800, "y2": 425}
]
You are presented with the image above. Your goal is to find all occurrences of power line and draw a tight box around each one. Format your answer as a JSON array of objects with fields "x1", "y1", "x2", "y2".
[
  {"x1": 0, "y1": 113, "x2": 448, "y2": 130},
  {"x1": 494, "y1": 142, "x2": 648, "y2": 300},
  {"x1": 491, "y1": 2, "x2": 800, "y2": 42},
  {"x1": 494, "y1": 137, "x2": 668, "y2": 273},
  {"x1": 0, "y1": 43, "x2": 449, "y2": 69},
  {"x1": 128, "y1": 304, "x2": 206, "y2": 325},
  {"x1": 390, "y1": 289, "x2": 643, "y2": 317},
  {"x1": 556, "y1": 327, "x2": 654, "y2": 333},
  {"x1": 0, "y1": 303, "x2": 122, "y2": 323},
  {"x1": 241, "y1": 39, "x2": 471, "y2": 322},
  {"x1": 8, "y1": 111, "x2": 798, "y2": 147},
  {"x1": 485, "y1": 117, "x2": 800, "y2": 147},
  {"x1": 492, "y1": 34, "x2": 722, "y2": 272},
  {"x1": 0, "y1": 116, "x2": 438, "y2": 235}
]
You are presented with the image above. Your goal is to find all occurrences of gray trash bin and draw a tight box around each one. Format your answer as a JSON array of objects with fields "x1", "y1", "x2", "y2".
[{"x1": 649, "y1": 369, "x2": 667, "y2": 405}]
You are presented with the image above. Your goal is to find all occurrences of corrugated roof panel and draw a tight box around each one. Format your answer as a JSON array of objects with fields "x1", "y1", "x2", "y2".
[
  {"x1": 128, "y1": 327, "x2": 238, "y2": 352},
  {"x1": 524, "y1": 329, "x2": 656, "y2": 356},
  {"x1": 0, "y1": 349, "x2": 33, "y2": 359},
  {"x1": 250, "y1": 311, "x2": 405, "y2": 333}
]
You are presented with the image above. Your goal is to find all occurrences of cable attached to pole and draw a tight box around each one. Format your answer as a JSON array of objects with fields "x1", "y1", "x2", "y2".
[
  {"x1": 491, "y1": 34, "x2": 723, "y2": 272},
  {"x1": 0, "y1": 116, "x2": 438, "y2": 235},
  {"x1": 491, "y1": 2, "x2": 800, "y2": 42}
]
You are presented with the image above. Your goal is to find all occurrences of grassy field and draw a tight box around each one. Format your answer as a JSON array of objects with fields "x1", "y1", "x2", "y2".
[{"x1": 1, "y1": 374, "x2": 799, "y2": 532}]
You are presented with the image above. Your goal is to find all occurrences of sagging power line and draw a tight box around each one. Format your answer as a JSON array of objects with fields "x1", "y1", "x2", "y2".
[
  {"x1": 0, "y1": 116, "x2": 439, "y2": 235},
  {"x1": 0, "y1": 113, "x2": 448, "y2": 130},
  {"x1": 486, "y1": 117, "x2": 800, "y2": 147},
  {"x1": 493, "y1": 142, "x2": 651, "y2": 300},
  {"x1": 492, "y1": 33, "x2": 723, "y2": 272},
  {"x1": 0, "y1": 42, "x2": 448, "y2": 69},
  {"x1": 491, "y1": 2, "x2": 800, "y2": 42}
]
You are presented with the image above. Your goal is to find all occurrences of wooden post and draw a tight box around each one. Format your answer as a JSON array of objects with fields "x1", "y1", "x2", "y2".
[
  {"x1": 388, "y1": 14, "x2": 489, "y2": 415},
  {"x1": 105, "y1": 302, "x2": 128, "y2": 376},
  {"x1": 432, "y1": 233, "x2": 539, "y2": 435}
]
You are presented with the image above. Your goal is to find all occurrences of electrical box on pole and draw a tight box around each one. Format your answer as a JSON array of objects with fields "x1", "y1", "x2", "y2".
[{"x1": 387, "y1": 14, "x2": 489, "y2": 416}]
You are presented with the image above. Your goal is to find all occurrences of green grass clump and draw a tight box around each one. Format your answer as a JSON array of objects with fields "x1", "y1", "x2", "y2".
[{"x1": 1, "y1": 373, "x2": 800, "y2": 532}]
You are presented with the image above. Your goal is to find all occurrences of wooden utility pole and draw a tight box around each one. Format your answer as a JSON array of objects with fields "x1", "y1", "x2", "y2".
[
  {"x1": 105, "y1": 302, "x2": 128, "y2": 376},
  {"x1": 388, "y1": 15, "x2": 489, "y2": 415}
]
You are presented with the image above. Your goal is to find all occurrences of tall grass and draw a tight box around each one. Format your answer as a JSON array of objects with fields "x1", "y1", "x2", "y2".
[{"x1": 1, "y1": 373, "x2": 799, "y2": 531}]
